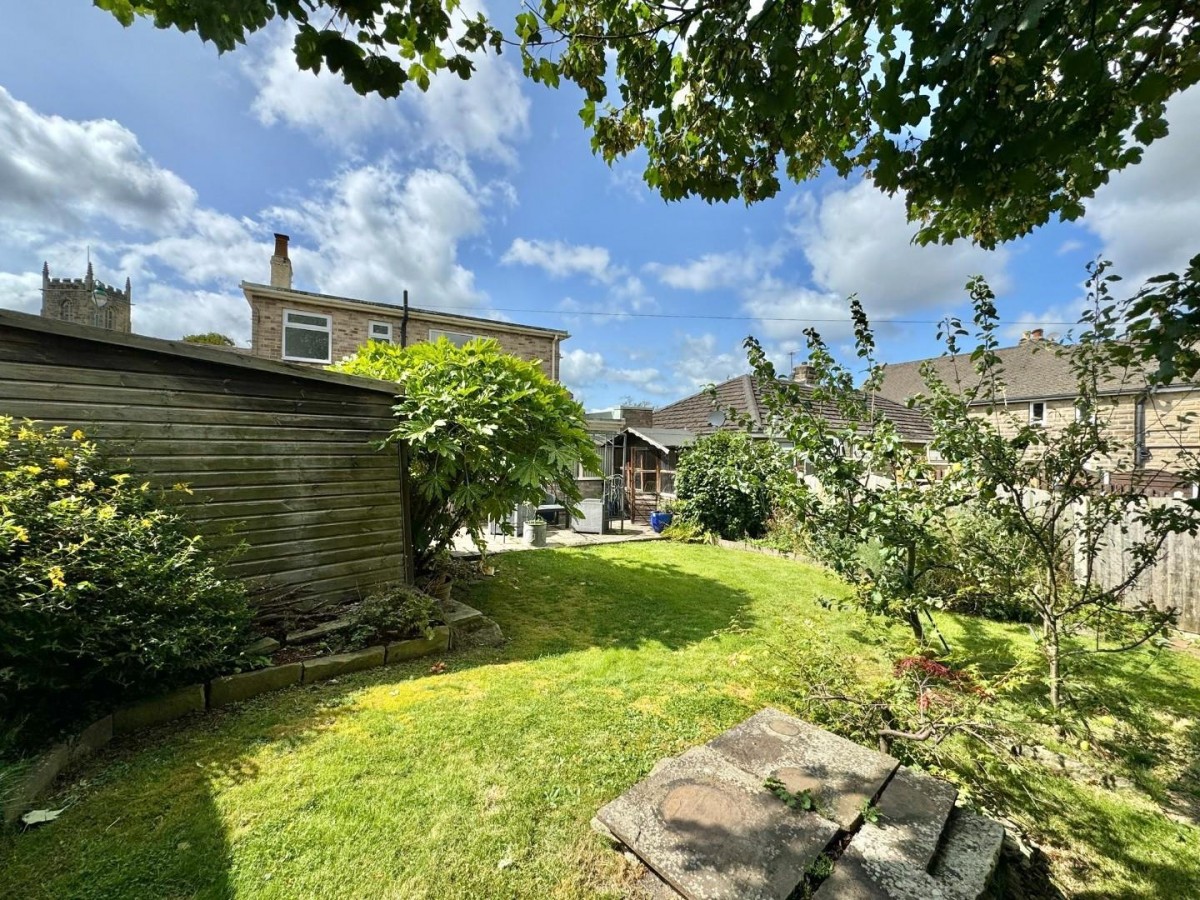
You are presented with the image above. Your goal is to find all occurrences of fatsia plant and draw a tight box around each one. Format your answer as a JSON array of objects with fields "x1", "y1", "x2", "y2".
[{"x1": 332, "y1": 337, "x2": 599, "y2": 577}]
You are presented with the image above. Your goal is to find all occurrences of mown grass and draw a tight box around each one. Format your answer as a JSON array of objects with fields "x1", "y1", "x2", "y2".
[{"x1": 1, "y1": 541, "x2": 1198, "y2": 898}]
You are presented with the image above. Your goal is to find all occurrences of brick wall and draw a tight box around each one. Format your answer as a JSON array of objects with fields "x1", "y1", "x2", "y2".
[{"x1": 249, "y1": 294, "x2": 562, "y2": 380}]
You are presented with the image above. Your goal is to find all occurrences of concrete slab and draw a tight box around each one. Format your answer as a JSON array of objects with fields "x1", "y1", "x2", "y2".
[
  {"x1": 705, "y1": 708, "x2": 899, "y2": 829},
  {"x1": 814, "y1": 804, "x2": 1004, "y2": 900},
  {"x1": 439, "y1": 598, "x2": 483, "y2": 627},
  {"x1": 210, "y1": 663, "x2": 303, "y2": 707},
  {"x1": 69, "y1": 715, "x2": 113, "y2": 765},
  {"x1": 595, "y1": 745, "x2": 840, "y2": 900},
  {"x1": 873, "y1": 766, "x2": 959, "y2": 871},
  {"x1": 113, "y1": 684, "x2": 206, "y2": 734},
  {"x1": 930, "y1": 809, "x2": 1005, "y2": 900},
  {"x1": 301, "y1": 646, "x2": 386, "y2": 684},
  {"x1": 385, "y1": 625, "x2": 451, "y2": 663}
]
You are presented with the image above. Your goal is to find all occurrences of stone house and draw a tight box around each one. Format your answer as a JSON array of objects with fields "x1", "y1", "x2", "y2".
[
  {"x1": 878, "y1": 331, "x2": 1200, "y2": 492},
  {"x1": 40, "y1": 262, "x2": 131, "y2": 333},
  {"x1": 243, "y1": 235, "x2": 569, "y2": 380}
]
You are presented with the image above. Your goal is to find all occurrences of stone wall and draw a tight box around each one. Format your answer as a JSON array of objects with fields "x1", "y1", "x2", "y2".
[
  {"x1": 249, "y1": 293, "x2": 562, "y2": 380},
  {"x1": 969, "y1": 388, "x2": 1200, "y2": 474},
  {"x1": 40, "y1": 265, "x2": 132, "y2": 334}
]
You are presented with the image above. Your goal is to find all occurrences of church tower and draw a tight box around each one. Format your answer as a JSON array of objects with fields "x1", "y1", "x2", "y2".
[{"x1": 40, "y1": 261, "x2": 132, "y2": 333}]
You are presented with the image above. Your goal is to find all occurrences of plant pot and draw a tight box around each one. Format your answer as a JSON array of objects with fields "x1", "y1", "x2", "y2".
[
  {"x1": 649, "y1": 511, "x2": 674, "y2": 533},
  {"x1": 430, "y1": 580, "x2": 452, "y2": 602},
  {"x1": 523, "y1": 521, "x2": 547, "y2": 547}
]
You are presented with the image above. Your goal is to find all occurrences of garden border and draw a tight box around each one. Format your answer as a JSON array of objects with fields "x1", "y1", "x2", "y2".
[{"x1": 2, "y1": 626, "x2": 450, "y2": 826}]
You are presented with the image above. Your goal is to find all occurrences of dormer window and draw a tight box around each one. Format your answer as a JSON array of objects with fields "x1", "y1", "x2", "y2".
[{"x1": 1029, "y1": 401, "x2": 1046, "y2": 427}]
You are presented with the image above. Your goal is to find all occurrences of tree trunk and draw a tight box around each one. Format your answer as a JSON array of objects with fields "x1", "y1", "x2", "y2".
[
  {"x1": 905, "y1": 544, "x2": 925, "y2": 643},
  {"x1": 1044, "y1": 615, "x2": 1062, "y2": 710}
]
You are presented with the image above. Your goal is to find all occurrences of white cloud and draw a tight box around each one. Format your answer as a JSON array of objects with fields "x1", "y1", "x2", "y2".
[
  {"x1": 502, "y1": 238, "x2": 615, "y2": 282},
  {"x1": 0, "y1": 88, "x2": 499, "y2": 339},
  {"x1": 280, "y1": 164, "x2": 487, "y2": 309},
  {"x1": 790, "y1": 180, "x2": 1011, "y2": 317},
  {"x1": 246, "y1": 10, "x2": 529, "y2": 162},
  {"x1": 133, "y1": 284, "x2": 253, "y2": 346},
  {"x1": 1000, "y1": 306, "x2": 1075, "y2": 343},
  {"x1": 646, "y1": 245, "x2": 783, "y2": 292},
  {"x1": 1083, "y1": 85, "x2": 1200, "y2": 290},
  {"x1": 559, "y1": 346, "x2": 670, "y2": 398},
  {"x1": 673, "y1": 333, "x2": 746, "y2": 391},
  {"x1": 249, "y1": 31, "x2": 399, "y2": 145},
  {"x1": 0, "y1": 272, "x2": 41, "y2": 316},
  {"x1": 0, "y1": 86, "x2": 196, "y2": 234},
  {"x1": 740, "y1": 278, "x2": 852, "y2": 343}
]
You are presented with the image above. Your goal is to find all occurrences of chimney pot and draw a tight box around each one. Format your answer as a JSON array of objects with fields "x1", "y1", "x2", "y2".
[{"x1": 273, "y1": 233, "x2": 290, "y2": 260}]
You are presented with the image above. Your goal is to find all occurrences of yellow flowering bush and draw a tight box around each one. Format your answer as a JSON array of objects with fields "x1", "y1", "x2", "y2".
[{"x1": 1, "y1": 418, "x2": 252, "y2": 745}]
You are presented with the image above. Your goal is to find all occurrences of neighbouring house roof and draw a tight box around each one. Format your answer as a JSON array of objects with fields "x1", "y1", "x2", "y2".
[
  {"x1": 241, "y1": 281, "x2": 571, "y2": 340},
  {"x1": 652, "y1": 374, "x2": 934, "y2": 443},
  {"x1": 878, "y1": 340, "x2": 1194, "y2": 406},
  {"x1": 607, "y1": 427, "x2": 697, "y2": 454}
]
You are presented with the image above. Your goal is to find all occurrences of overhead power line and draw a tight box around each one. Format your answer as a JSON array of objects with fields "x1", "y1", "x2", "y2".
[{"x1": 413, "y1": 302, "x2": 1080, "y2": 327}]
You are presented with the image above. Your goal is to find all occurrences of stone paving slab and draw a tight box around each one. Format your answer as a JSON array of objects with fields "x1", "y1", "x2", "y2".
[
  {"x1": 595, "y1": 745, "x2": 840, "y2": 900},
  {"x1": 872, "y1": 766, "x2": 959, "y2": 871},
  {"x1": 814, "y1": 806, "x2": 1004, "y2": 900},
  {"x1": 705, "y1": 708, "x2": 899, "y2": 829}
]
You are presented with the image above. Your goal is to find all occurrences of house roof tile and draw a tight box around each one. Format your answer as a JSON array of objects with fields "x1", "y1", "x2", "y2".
[{"x1": 652, "y1": 374, "x2": 933, "y2": 442}]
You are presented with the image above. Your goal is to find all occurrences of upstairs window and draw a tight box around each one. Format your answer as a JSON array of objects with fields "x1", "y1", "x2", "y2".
[
  {"x1": 282, "y1": 310, "x2": 332, "y2": 363},
  {"x1": 369, "y1": 321, "x2": 392, "y2": 343},
  {"x1": 429, "y1": 328, "x2": 482, "y2": 347},
  {"x1": 1029, "y1": 401, "x2": 1046, "y2": 427}
]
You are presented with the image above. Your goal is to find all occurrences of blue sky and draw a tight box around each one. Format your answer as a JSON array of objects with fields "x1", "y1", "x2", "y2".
[{"x1": 1, "y1": 2, "x2": 1196, "y2": 410}]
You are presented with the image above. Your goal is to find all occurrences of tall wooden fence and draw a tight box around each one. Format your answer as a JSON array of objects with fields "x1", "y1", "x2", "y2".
[
  {"x1": 0, "y1": 309, "x2": 412, "y2": 607},
  {"x1": 1087, "y1": 496, "x2": 1200, "y2": 634}
]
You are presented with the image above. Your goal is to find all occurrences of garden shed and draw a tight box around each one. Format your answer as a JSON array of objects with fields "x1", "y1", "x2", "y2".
[
  {"x1": 0, "y1": 309, "x2": 413, "y2": 606},
  {"x1": 606, "y1": 427, "x2": 695, "y2": 523}
]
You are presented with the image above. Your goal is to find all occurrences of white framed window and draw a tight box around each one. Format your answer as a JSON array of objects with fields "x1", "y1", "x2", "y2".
[
  {"x1": 368, "y1": 321, "x2": 392, "y2": 343},
  {"x1": 1029, "y1": 401, "x2": 1046, "y2": 427},
  {"x1": 282, "y1": 309, "x2": 332, "y2": 363},
  {"x1": 429, "y1": 328, "x2": 482, "y2": 347}
]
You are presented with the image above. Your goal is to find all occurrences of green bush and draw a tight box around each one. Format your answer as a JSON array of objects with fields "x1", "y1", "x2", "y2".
[
  {"x1": 0, "y1": 419, "x2": 252, "y2": 744},
  {"x1": 349, "y1": 584, "x2": 439, "y2": 645},
  {"x1": 331, "y1": 338, "x2": 600, "y2": 578},
  {"x1": 674, "y1": 431, "x2": 793, "y2": 539}
]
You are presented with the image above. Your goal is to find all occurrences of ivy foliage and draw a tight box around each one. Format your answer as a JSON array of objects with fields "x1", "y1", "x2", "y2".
[
  {"x1": 674, "y1": 430, "x2": 792, "y2": 540},
  {"x1": 94, "y1": 0, "x2": 1198, "y2": 247},
  {"x1": 0, "y1": 419, "x2": 252, "y2": 744},
  {"x1": 331, "y1": 337, "x2": 599, "y2": 576}
]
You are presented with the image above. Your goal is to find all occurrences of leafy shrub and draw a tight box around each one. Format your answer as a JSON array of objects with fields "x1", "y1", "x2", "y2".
[
  {"x1": 331, "y1": 338, "x2": 600, "y2": 578},
  {"x1": 0, "y1": 419, "x2": 252, "y2": 744},
  {"x1": 349, "y1": 584, "x2": 439, "y2": 645},
  {"x1": 675, "y1": 431, "x2": 794, "y2": 539},
  {"x1": 925, "y1": 510, "x2": 1039, "y2": 623},
  {"x1": 661, "y1": 514, "x2": 709, "y2": 543}
]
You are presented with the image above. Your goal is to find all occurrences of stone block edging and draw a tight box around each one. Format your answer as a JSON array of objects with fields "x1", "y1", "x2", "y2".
[{"x1": 3, "y1": 628, "x2": 451, "y2": 827}]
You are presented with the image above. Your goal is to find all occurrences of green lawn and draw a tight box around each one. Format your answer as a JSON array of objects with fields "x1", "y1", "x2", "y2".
[{"x1": 2, "y1": 542, "x2": 1198, "y2": 898}]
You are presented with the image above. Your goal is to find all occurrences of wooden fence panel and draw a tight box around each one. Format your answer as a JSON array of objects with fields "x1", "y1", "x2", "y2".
[
  {"x1": 1086, "y1": 496, "x2": 1200, "y2": 634},
  {"x1": 0, "y1": 310, "x2": 412, "y2": 607}
]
